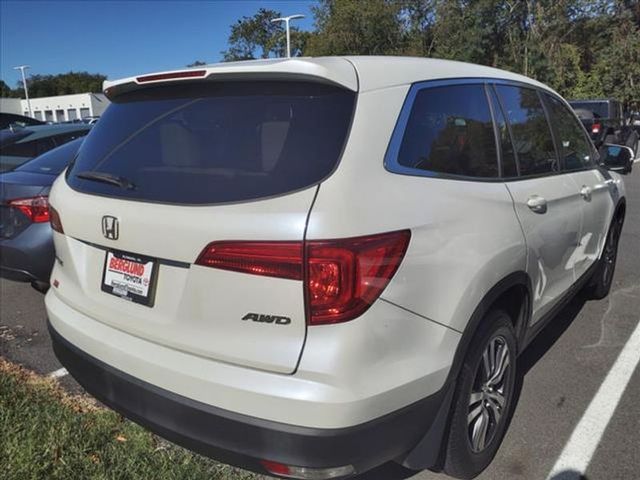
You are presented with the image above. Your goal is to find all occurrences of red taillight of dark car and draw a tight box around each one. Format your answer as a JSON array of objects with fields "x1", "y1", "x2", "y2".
[
  {"x1": 196, "y1": 230, "x2": 411, "y2": 325},
  {"x1": 8, "y1": 196, "x2": 50, "y2": 223},
  {"x1": 592, "y1": 122, "x2": 601, "y2": 134}
]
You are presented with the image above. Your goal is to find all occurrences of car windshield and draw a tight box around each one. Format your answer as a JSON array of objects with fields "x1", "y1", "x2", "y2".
[
  {"x1": 16, "y1": 137, "x2": 83, "y2": 175},
  {"x1": 66, "y1": 81, "x2": 356, "y2": 204}
]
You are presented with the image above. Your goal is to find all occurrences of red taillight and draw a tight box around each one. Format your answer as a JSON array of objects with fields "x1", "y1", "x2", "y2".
[
  {"x1": 9, "y1": 196, "x2": 50, "y2": 223},
  {"x1": 592, "y1": 123, "x2": 601, "y2": 134},
  {"x1": 195, "y1": 230, "x2": 411, "y2": 325},
  {"x1": 136, "y1": 70, "x2": 207, "y2": 83},
  {"x1": 49, "y1": 205, "x2": 64, "y2": 233},
  {"x1": 306, "y1": 231, "x2": 411, "y2": 325},
  {"x1": 196, "y1": 242, "x2": 302, "y2": 280}
]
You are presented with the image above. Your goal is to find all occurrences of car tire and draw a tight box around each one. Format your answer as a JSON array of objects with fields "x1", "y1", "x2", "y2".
[
  {"x1": 586, "y1": 213, "x2": 624, "y2": 300},
  {"x1": 443, "y1": 310, "x2": 517, "y2": 479}
]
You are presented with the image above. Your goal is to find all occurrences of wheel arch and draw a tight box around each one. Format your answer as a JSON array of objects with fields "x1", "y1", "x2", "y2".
[
  {"x1": 448, "y1": 271, "x2": 532, "y2": 383},
  {"x1": 401, "y1": 271, "x2": 532, "y2": 471}
]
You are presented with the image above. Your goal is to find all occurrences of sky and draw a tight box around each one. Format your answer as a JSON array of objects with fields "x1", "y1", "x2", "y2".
[{"x1": 0, "y1": 0, "x2": 318, "y2": 87}]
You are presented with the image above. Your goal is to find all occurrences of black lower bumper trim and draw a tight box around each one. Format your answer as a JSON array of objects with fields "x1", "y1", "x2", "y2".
[{"x1": 48, "y1": 320, "x2": 447, "y2": 476}]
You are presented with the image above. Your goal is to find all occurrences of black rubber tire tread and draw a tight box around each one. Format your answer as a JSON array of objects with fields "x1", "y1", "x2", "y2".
[
  {"x1": 443, "y1": 310, "x2": 517, "y2": 479},
  {"x1": 586, "y1": 212, "x2": 624, "y2": 300}
]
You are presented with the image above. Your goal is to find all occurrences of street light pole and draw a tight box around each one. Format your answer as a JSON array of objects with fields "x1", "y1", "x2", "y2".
[
  {"x1": 14, "y1": 65, "x2": 32, "y2": 117},
  {"x1": 271, "y1": 14, "x2": 305, "y2": 58}
]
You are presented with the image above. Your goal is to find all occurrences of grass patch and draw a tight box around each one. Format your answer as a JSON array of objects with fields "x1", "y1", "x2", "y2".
[{"x1": 0, "y1": 359, "x2": 265, "y2": 480}]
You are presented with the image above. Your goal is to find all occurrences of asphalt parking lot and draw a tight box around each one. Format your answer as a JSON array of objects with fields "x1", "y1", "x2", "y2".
[{"x1": 1, "y1": 161, "x2": 639, "y2": 480}]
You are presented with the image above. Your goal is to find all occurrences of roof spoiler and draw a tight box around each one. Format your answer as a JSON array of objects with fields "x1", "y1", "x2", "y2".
[{"x1": 103, "y1": 58, "x2": 358, "y2": 100}]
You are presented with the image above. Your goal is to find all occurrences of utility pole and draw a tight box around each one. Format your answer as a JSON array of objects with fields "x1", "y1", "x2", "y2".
[
  {"x1": 271, "y1": 14, "x2": 305, "y2": 58},
  {"x1": 14, "y1": 65, "x2": 32, "y2": 117}
]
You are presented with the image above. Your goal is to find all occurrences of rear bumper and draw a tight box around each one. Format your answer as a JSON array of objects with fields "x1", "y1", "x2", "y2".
[
  {"x1": 0, "y1": 222, "x2": 54, "y2": 283},
  {"x1": 48, "y1": 319, "x2": 450, "y2": 476}
]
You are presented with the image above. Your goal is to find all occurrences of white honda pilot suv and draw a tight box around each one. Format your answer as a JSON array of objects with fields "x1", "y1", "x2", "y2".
[{"x1": 45, "y1": 57, "x2": 629, "y2": 479}]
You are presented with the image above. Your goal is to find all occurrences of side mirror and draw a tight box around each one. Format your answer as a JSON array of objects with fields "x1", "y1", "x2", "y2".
[{"x1": 600, "y1": 144, "x2": 634, "y2": 174}]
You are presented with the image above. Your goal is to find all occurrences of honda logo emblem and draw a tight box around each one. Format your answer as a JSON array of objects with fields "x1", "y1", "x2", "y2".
[{"x1": 102, "y1": 216, "x2": 119, "y2": 240}]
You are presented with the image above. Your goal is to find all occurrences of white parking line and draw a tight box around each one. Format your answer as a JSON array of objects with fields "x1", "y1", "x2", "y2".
[
  {"x1": 547, "y1": 317, "x2": 640, "y2": 479},
  {"x1": 48, "y1": 367, "x2": 68, "y2": 379}
]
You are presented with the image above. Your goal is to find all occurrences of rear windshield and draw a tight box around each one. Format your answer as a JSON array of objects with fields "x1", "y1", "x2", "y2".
[
  {"x1": 17, "y1": 137, "x2": 83, "y2": 175},
  {"x1": 569, "y1": 101, "x2": 609, "y2": 119},
  {"x1": 66, "y1": 81, "x2": 355, "y2": 204}
]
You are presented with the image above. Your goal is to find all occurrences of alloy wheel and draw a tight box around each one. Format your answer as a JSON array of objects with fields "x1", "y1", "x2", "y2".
[{"x1": 467, "y1": 335, "x2": 511, "y2": 453}]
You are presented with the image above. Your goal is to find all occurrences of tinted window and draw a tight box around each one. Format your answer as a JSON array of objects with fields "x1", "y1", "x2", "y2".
[
  {"x1": 396, "y1": 84, "x2": 498, "y2": 177},
  {"x1": 67, "y1": 82, "x2": 355, "y2": 204},
  {"x1": 17, "y1": 137, "x2": 83, "y2": 175},
  {"x1": 488, "y1": 87, "x2": 518, "y2": 177},
  {"x1": 2, "y1": 136, "x2": 59, "y2": 158},
  {"x1": 543, "y1": 94, "x2": 594, "y2": 171},
  {"x1": 568, "y1": 101, "x2": 609, "y2": 118},
  {"x1": 496, "y1": 86, "x2": 558, "y2": 177}
]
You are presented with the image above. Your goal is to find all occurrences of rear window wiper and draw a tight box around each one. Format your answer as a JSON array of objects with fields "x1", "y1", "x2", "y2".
[{"x1": 75, "y1": 171, "x2": 136, "y2": 190}]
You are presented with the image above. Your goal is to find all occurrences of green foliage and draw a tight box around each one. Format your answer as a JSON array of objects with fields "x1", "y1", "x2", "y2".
[
  {"x1": 0, "y1": 361, "x2": 262, "y2": 480},
  {"x1": 0, "y1": 80, "x2": 21, "y2": 98},
  {"x1": 593, "y1": 8, "x2": 640, "y2": 108},
  {"x1": 305, "y1": 0, "x2": 404, "y2": 56},
  {"x1": 221, "y1": 8, "x2": 306, "y2": 61},
  {"x1": 187, "y1": 60, "x2": 207, "y2": 67},
  {"x1": 6, "y1": 71, "x2": 107, "y2": 98},
  {"x1": 221, "y1": 0, "x2": 639, "y2": 108}
]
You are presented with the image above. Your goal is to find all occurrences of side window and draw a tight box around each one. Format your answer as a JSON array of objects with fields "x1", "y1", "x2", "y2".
[
  {"x1": 542, "y1": 93, "x2": 594, "y2": 171},
  {"x1": 488, "y1": 86, "x2": 518, "y2": 177},
  {"x1": 495, "y1": 85, "x2": 558, "y2": 177},
  {"x1": 396, "y1": 84, "x2": 499, "y2": 178}
]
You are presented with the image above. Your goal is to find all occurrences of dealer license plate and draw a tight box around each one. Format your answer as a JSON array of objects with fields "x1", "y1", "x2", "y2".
[{"x1": 101, "y1": 250, "x2": 158, "y2": 306}]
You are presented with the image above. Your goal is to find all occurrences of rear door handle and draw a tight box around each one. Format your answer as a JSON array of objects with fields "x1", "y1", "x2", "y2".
[
  {"x1": 527, "y1": 195, "x2": 547, "y2": 214},
  {"x1": 580, "y1": 185, "x2": 592, "y2": 201}
]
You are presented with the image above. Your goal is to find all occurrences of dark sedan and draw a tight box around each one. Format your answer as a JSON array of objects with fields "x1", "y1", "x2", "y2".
[
  {"x1": 0, "y1": 137, "x2": 83, "y2": 291},
  {"x1": 0, "y1": 123, "x2": 91, "y2": 173},
  {"x1": 0, "y1": 112, "x2": 44, "y2": 130}
]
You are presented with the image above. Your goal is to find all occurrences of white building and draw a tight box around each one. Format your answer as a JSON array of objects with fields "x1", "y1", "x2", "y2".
[
  {"x1": 0, "y1": 98, "x2": 23, "y2": 115},
  {"x1": 21, "y1": 92, "x2": 110, "y2": 122}
]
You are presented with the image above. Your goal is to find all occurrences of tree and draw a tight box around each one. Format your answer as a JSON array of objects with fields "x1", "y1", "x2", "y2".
[
  {"x1": 0, "y1": 80, "x2": 20, "y2": 98},
  {"x1": 399, "y1": 0, "x2": 437, "y2": 57},
  {"x1": 187, "y1": 60, "x2": 207, "y2": 67},
  {"x1": 221, "y1": 8, "x2": 299, "y2": 61},
  {"x1": 593, "y1": 8, "x2": 640, "y2": 109},
  {"x1": 305, "y1": 0, "x2": 404, "y2": 56},
  {"x1": 221, "y1": 1, "x2": 640, "y2": 105},
  {"x1": 17, "y1": 72, "x2": 106, "y2": 97}
]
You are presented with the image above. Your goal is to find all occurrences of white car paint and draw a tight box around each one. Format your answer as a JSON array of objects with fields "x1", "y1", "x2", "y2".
[{"x1": 44, "y1": 56, "x2": 625, "y2": 477}]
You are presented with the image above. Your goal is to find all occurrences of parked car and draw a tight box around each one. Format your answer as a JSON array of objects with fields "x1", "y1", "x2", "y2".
[
  {"x1": 569, "y1": 98, "x2": 639, "y2": 155},
  {"x1": 0, "y1": 123, "x2": 90, "y2": 172},
  {"x1": 0, "y1": 137, "x2": 83, "y2": 291},
  {"x1": 46, "y1": 57, "x2": 628, "y2": 480},
  {"x1": 0, "y1": 112, "x2": 44, "y2": 130}
]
